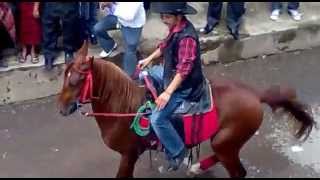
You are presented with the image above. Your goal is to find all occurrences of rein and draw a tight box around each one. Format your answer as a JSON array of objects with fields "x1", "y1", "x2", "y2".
[{"x1": 79, "y1": 109, "x2": 151, "y2": 117}]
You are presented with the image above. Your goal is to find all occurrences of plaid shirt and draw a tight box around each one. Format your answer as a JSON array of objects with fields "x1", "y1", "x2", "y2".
[{"x1": 158, "y1": 17, "x2": 197, "y2": 79}]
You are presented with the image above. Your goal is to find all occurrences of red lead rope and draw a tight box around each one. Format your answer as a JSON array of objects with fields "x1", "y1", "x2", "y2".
[
  {"x1": 143, "y1": 75, "x2": 158, "y2": 100},
  {"x1": 79, "y1": 70, "x2": 93, "y2": 104},
  {"x1": 80, "y1": 111, "x2": 150, "y2": 117}
]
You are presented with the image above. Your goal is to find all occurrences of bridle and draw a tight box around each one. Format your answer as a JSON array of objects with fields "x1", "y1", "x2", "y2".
[{"x1": 66, "y1": 58, "x2": 152, "y2": 118}]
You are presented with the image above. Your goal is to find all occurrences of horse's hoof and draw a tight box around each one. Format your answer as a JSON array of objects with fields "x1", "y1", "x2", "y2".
[{"x1": 186, "y1": 163, "x2": 203, "y2": 177}]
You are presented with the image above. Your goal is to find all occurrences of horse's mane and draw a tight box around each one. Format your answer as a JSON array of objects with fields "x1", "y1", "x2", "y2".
[{"x1": 91, "y1": 59, "x2": 145, "y2": 113}]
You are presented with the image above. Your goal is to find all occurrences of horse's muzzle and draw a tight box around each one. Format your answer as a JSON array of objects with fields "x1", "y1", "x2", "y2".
[{"x1": 60, "y1": 101, "x2": 79, "y2": 116}]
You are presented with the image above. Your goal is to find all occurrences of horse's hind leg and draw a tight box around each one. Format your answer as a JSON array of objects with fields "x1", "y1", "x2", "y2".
[
  {"x1": 187, "y1": 140, "x2": 246, "y2": 178},
  {"x1": 212, "y1": 130, "x2": 247, "y2": 178},
  {"x1": 215, "y1": 150, "x2": 246, "y2": 178}
]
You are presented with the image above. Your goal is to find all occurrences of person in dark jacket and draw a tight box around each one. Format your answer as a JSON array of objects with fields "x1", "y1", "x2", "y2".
[
  {"x1": 34, "y1": 2, "x2": 82, "y2": 70},
  {"x1": 79, "y1": 2, "x2": 98, "y2": 45},
  {"x1": 138, "y1": 2, "x2": 205, "y2": 172},
  {"x1": 200, "y1": 2, "x2": 245, "y2": 40}
]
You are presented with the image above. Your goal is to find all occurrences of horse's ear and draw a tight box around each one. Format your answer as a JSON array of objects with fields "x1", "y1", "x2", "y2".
[
  {"x1": 85, "y1": 56, "x2": 94, "y2": 69},
  {"x1": 90, "y1": 56, "x2": 94, "y2": 68},
  {"x1": 79, "y1": 40, "x2": 89, "y2": 56}
]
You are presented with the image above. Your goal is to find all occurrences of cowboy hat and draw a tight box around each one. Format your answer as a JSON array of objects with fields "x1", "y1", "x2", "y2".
[{"x1": 150, "y1": 2, "x2": 197, "y2": 15}]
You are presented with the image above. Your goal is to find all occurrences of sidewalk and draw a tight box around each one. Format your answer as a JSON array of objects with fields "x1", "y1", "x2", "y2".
[{"x1": 1, "y1": 2, "x2": 320, "y2": 105}]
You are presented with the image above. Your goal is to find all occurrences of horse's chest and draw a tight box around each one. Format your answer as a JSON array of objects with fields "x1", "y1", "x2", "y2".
[{"x1": 102, "y1": 131, "x2": 132, "y2": 153}]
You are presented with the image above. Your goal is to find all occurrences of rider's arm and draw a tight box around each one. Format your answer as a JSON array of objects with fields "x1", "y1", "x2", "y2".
[
  {"x1": 145, "y1": 31, "x2": 171, "y2": 65},
  {"x1": 139, "y1": 47, "x2": 162, "y2": 69},
  {"x1": 165, "y1": 73, "x2": 184, "y2": 95},
  {"x1": 165, "y1": 37, "x2": 197, "y2": 95},
  {"x1": 147, "y1": 37, "x2": 168, "y2": 61},
  {"x1": 176, "y1": 37, "x2": 197, "y2": 80},
  {"x1": 147, "y1": 48, "x2": 162, "y2": 62}
]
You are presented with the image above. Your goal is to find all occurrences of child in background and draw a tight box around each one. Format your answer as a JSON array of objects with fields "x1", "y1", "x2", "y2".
[{"x1": 18, "y1": 2, "x2": 41, "y2": 64}]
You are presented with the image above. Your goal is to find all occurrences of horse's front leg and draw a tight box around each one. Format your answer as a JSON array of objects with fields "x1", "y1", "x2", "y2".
[{"x1": 116, "y1": 153, "x2": 139, "y2": 178}]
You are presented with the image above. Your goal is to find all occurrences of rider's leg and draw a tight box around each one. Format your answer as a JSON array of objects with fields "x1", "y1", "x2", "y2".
[
  {"x1": 150, "y1": 89, "x2": 192, "y2": 170},
  {"x1": 139, "y1": 65, "x2": 164, "y2": 93},
  {"x1": 150, "y1": 92, "x2": 185, "y2": 159}
]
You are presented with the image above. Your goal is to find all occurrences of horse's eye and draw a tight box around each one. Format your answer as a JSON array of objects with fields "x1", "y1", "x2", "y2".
[{"x1": 67, "y1": 72, "x2": 78, "y2": 86}]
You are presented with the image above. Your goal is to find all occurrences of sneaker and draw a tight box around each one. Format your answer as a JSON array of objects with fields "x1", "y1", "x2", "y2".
[
  {"x1": 270, "y1": 9, "x2": 280, "y2": 21},
  {"x1": 187, "y1": 163, "x2": 204, "y2": 177},
  {"x1": 99, "y1": 43, "x2": 118, "y2": 58},
  {"x1": 288, "y1": 9, "x2": 302, "y2": 21}
]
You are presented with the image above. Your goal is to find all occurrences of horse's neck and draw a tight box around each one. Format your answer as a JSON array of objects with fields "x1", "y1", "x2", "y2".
[
  {"x1": 91, "y1": 61, "x2": 144, "y2": 112},
  {"x1": 90, "y1": 61, "x2": 145, "y2": 137}
]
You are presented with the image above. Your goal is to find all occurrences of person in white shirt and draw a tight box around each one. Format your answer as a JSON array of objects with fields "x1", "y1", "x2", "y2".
[{"x1": 93, "y1": 2, "x2": 146, "y2": 78}]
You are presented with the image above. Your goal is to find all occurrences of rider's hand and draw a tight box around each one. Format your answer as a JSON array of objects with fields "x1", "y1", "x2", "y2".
[
  {"x1": 155, "y1": 91, "x2": 171, "y2": 110},
  {"x1": 137, "y1": 57, "x2": 152, "y2": 70}
]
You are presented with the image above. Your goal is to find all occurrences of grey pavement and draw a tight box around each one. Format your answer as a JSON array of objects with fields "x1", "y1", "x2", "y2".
[{"x1": 1, "y1": 2, "x2": 320, "y2": 105}]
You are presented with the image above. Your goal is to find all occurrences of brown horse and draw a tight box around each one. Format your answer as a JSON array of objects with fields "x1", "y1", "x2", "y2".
[{"x1": 58, "y1": 41, "x2": 316, "y2": 178}]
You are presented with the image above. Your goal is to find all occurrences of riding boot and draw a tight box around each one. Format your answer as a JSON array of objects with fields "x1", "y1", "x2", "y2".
[{"x1": 167, "y1": 148, "x2": 187, "y2": 172}]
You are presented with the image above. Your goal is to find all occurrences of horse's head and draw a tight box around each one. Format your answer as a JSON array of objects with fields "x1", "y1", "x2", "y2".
[{"x1": 58, "y1": 40, "x2": 94, "y2": 116}]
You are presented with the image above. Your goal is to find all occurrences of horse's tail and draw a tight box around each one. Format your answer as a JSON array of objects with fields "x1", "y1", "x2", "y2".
[{"x1": 260, "y1": 85, "x2": 316, "y2": 141}]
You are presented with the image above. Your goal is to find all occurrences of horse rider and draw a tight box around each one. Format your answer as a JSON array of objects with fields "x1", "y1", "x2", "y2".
[{"x1": 138, "y1": 2, "x2": 205, "y2": 171}]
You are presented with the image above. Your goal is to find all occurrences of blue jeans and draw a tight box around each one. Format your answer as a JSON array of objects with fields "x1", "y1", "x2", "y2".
[
  {"x1": 121, "y1": 26, "x2": 143, "y2": 77},
  {"x1": 141, "y1": 65, "x2": 188, "y2": 159},
  {"x1": 93, "y1": 15, "x2": 118, "y2": 52},
  {"x1": 94, "y1": 17, "x2": 143, "y2": 77},
  {"x1": 271, "y1": 2, "x2": 300, "y2": 11},
  {"x1": 139, "y1": 65, "x2": 164, "y2": 90}
]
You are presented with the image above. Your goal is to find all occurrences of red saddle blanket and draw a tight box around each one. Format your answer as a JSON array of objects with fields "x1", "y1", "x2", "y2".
[{"x1": 139, "y1": 84, "x2": 219, "y2": 147}]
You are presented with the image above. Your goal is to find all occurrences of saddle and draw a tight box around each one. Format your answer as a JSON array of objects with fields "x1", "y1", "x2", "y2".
[
  {"x1": 135, "y1": 75, "x2": 219, "y2": 148},
  {"x1": 143, "y1": 74, "x2": 213, "y2": 116},
  {"x1": 173, "y1": 79, "x2": 211, "y2": 115}
]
